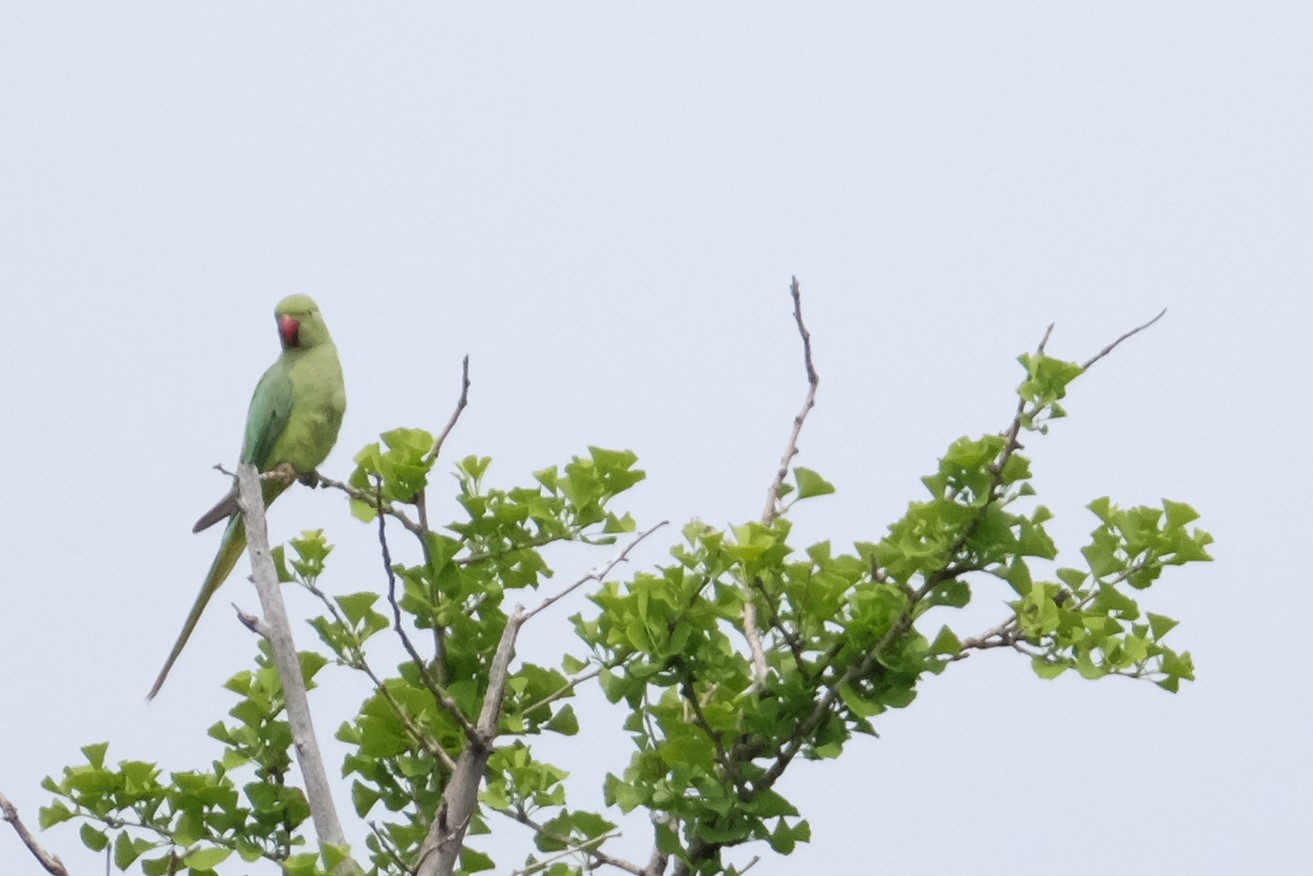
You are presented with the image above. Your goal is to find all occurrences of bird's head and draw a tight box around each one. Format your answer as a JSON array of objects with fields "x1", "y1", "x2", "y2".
[{"x1": 274, "y1": 295, "x2": 333, "y2": 350}]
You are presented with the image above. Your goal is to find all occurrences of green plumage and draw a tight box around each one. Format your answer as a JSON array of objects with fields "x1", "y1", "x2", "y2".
[{"x1": 148, "y1": 295, "x2": 345, "y2": 700}]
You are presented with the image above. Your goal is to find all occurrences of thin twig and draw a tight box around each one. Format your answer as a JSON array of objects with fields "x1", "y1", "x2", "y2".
[
  {"x1": 525, "y1": 521, "x2": 669, "y2": 622},
  {"x1": 424, "y1": 355, "x2": 472, "y2": 468},
  {"x1": 1081, "y1": 309, "x2": 1166, "y2": 371},
  {"x1": 761, "y1": 276, "x2": 820, "y2": 524},
  {"x1": 316, "y1": 473, "x2": 425, "y2": 536},
  {"x1": 375, "y1": 478, "x2": 477, "y2": 742},
  {"x1": 679, "y1": 676, "x2": 747, "y2": 798},
  {"x1": 518, "y1": 666, "x2": 606, "y2": 717},
  {"x1": 495, "y1": 806, "x2": 642, "y2": 876},
  {"x1": 417, "y1": 355, "x2": 472, "y2": 541},
  {"x1": 231, "y1": 603, "x2": 271, "y2": 639},
  {"x1": 300, "y1": 581, "x2": 458, "y2": 773},
  {"x1": 1, "y1": 792, "x2": 68, "y2": 876},
  {"x1": 748, "y1": 276, "x2": 820, "y2": 692}
]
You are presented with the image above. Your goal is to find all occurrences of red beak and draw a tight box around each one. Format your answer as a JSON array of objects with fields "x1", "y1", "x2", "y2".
[{"x1": 279, "y1": 314, "x2": 300, "y2": 348}]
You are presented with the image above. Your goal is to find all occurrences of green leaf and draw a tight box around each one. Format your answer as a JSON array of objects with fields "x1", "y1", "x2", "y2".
[
  {"x1": 80, "y1": 741, "x2": 109, "y2": 769},
  {"x1": 1162, "y1": 499, "x2": 1200, "y2": 530},
  {"x1": 37, "y1": 801, "x2": 73, "y2": 829},
  {"x1": 1147, "y1": 612, "x2": 1179, "y2": 640},
  {"x1": 793, "y1": 467, "x2": 836, "y2": 500},
  {"x1": 838, "y1": 682, "x2": 884, "y2": 718},
  {"x1": 461, "y1": 847, "x2": 496, "y2": 872},
  {"x1": 321, "y1": 843, "x2": 352, "y2": 871},
  {"x1": 283, "y1": 852, "x2": 320, "y2": 876},
  {"x1": 113, "y1": 832, "x2": 143, "y2": 870},
  {"x1": 182, "y1": 845, "x2": 231, "y2": 872},
  {"x1": 1031, "y1": 657, "x2": 1068, "y2": 680},
  {"x1": 336, "y1": 592, "x2": 380, "y2": 628},
  {"x1": 80, "y1": 823, "x2": 109, "y2": 852},
  {"x1": 929, "y1": 626, "x2": 962, "y2": 656}
]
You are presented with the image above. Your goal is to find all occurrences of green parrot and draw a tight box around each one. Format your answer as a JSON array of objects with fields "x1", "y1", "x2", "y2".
[{"x1": 147, "y1": 295, "x2": 346, "y2": 700}]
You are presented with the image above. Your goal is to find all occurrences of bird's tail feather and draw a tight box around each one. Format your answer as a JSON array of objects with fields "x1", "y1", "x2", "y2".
[{"x1": 146, "y1": 515, "x2": 247, "y2": 700}]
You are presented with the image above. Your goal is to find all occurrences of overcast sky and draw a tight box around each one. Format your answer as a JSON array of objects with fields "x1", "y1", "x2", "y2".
[{"x1": 2, "y1": 4, "x2": 1309, "y2": 874}]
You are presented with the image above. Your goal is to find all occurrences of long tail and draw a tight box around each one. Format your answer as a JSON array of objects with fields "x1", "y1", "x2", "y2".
[{"x1": 146, "y1": 515, "x2": 247, "y2": 699}]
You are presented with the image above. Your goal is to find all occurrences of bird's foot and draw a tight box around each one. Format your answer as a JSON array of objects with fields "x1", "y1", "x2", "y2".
[{"x1": 268, "y1": 462, "x2": 298, "y2": 486}]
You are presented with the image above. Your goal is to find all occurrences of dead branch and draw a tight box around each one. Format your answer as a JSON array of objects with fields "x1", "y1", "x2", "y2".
[
  {"x1": 1, "y1": 792, "x2": 68, "y2": 876},
  {"x1": 424, "y1": 354, "x2": 472, "y2": 468},
  {"x1": 1081, "y1": 308, "x2": 1166, "y2": 371},
  {"x1": 761, "y1": 276, "x2": 820, "y2": 524}
]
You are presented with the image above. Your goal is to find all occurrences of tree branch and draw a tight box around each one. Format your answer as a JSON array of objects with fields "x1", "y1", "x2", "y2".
[
  {"x1": 495, "y1": 806, "x2": 639, "y2": 876},
  {"x1": 1081, "y1": 308, "x2": 1165, "y2": 371},
  {"x1": 762, "y1": 276, "x2": 819, "y2": 524},
  {"x1": 525, "y1": 521, "x2": 669, "y2": 622},
  {"x1": 423, "y1": 354, "x2": 472, "y2": 469},
  {"x1": 1, "y1": 792, "x2": 68, "y2": 876},
  {"x1": 416, "y1": 608, "x2": 526, "y2": 876},
  {"x1": 236, "y1": 464, "x2": 361, "y2": 874},
  {"x1": 300, "y1": 581, "x2": 459, "y2": 773},
  {"x1": 315, "y1": 472, "x2": 426, "y2": 537},
  {"x1": 748, "y1": 276, "x2": 820, "y2": 690},
  {"x1": 374, "y1": 478, "x2": 478, "y2": 743}
]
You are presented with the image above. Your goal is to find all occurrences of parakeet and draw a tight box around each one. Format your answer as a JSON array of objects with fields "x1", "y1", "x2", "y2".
[{"x1": 147, "y1": 295, "x2": 346, "y2": 699}]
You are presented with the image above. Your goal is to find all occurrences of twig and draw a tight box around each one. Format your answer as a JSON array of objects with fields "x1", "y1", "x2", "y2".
[
  {"x1": 749, "y1": 276, "x2": 820, "y2": 691},
  {"x1": 374, "y1": 478, "x2": 478, "y2": 742},
  {"x1": 316, "y1": 473, "x2": 425, "y2": 537},
  {"x1": 232, "y1": 603, "x2": 271, "y2": 639},
  {"x1": 761, "y1": 276, "x2": 820, "y2": 524},
  {"x1": 679, "y1": 676, "x2": 747, "y2": 798},
  {"x1": 1, "y1": 791, "x2": 68, "y2": 876},
  {"x1": 518, "y1": 666, "x2": 605, "y2": 717},
  {"x1": 417, "y1": 355, "x2": 472, "y2": 542},
  {"x1": 1081, "y1": 309, "x2": 1166, "y2": 371},
  {"x1": 424, "y1": 355, "x2": 472, "y2": 468},
  {"x1": 525, "y1": 521, "x2": 669, "y2": 622},
  {"x1": 236, "y1": 465, "x2": 361, "y2": 875},
  {"x1": 495, "y1": 807, "x2": 638, "y2": 875},
  {"x1": 300, "y1": 581, "x2": 458, "y2": 773}
]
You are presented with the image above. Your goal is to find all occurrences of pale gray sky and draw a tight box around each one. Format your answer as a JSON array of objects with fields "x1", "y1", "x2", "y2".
[{"x1": 2, "y1": 4, "x2": 1309, "y2": 874}]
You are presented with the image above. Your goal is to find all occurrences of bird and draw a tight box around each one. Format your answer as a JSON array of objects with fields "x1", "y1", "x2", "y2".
[{"x1": 147, "y1": 294, "x2": 346, "y2": 700}]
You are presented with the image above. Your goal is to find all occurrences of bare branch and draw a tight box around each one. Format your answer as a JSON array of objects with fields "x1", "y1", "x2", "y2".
[
  {"x1": 424, "y1": 355, "x2": 472, "y2": 468},
  {"x1": 1081, "y1": 308, "x2": 1166, "y2": 371},
  {"x1": 761, "y1": 276, "x2": 820, "y2": 524},
  {"x1": 231, "y1": 602, "x2": 271, "y2": 639},
  {"x1": 519, "y1": 665, "x2": 605, "y2": 717},
  {"x1": 1, "y1": 791, "x2": 68, "y2": 876},
  {"x1": 495, "y1": 807, "x2": 640, "y2": 876},
  {"x1": 236, "y1": 465, "x2": 361, "y2": 874},
  {"x1": 315, "y1": 472, "x2": 426, "y2": 537},
  {"x1": 375, "y1": 478, "x2": 478, "y2": 743},
  {"x1": 525, "y1": 521, "x2": 669, "y2": 622},
  {"x1": 748, "y1": 276, "x2": 821, "y2": 691}
]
